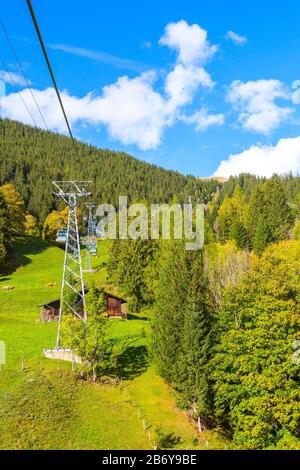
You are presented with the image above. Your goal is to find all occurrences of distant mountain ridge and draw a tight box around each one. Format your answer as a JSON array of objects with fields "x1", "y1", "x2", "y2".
[{"x1": 198, "y1": 176, "x2": 228, "y2": 183}]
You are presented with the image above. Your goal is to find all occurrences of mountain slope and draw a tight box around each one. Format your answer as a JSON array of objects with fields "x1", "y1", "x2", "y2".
[{"x1": 0, "y1": 119, "x2": 218, "y2": 221}]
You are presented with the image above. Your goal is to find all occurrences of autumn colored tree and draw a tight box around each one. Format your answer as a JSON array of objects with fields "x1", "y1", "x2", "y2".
[
  {"x1": 24, "y1": 214, "x2": 40, "y2": 237},
  {"x1": 0, "y1": 183, "x2": 26, "y2": 236},
  {"x1": 204, "y1": 240, "x2": 251, "y2": 309},
  {"x1": 212, "y1": 241, "x2": 300, "y2": 449},
  {"x1": 43, "y1": 207, "x2": 82, "y2": 240},
  {"x1": 218, "y1": 186, "x2": 249, "y2": 248}
]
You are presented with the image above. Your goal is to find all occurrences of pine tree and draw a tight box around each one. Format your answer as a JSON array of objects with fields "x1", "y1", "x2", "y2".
[
  {"x1": 252, "y1": 216, "x2": 270, "y2": 255},
  {"x1": 151, "y1": 241, "x2": 189, "y2": 386},
  {"x1": 108, "y1": 238, "x2": 157, "y2": 311},
  {"x1": 291, "y1": 220, "x2": 300, "y2": 240},
  {"x1": 182, "y1": 250, "x2": 214, "y2": 419},
  {"x1": 0, "y1": 192, "x2": 11, "y2": 264},
  {"x1": 229, "y1": 219, "x2": 249, "y2": 250},
  {"x1": 151, "y1": 242, "x2": 214, "y2": 420},
  {"x1": 249, "y1": 176, "x2": 294, "y2": 252}
]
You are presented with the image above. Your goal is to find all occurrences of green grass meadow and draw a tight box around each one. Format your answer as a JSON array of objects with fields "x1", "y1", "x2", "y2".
[{"x1": 0, "y1": 237, "x2": 229, "y2": 450}]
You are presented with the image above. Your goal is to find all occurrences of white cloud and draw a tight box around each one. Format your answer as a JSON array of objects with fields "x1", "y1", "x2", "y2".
[
  {"x1": 182, "y1": 108, "x2": 225, "y2": 131},
  {"x1": 226, "y1": 31, "x2": 247, "y2": 45},
  {"x1": 0, "y1": 68, "x2": 215, "y2": 150},
  {"x1": 161, "y1": 20, "x2": 217, "y2": 119},
  {"x1": 165, "y1": 63, "x2": 214, "y2": 110},
  {"x1": 291, "y1": 80, "x2": 300, "y2": 105},
  {"x1": 0, "y1": 20, "x2": 220, "y2": 150},
  {"x1": 214, "y1": 136, "x2": 300, "y2": 177},
  {"x1": 0, "y1": 77, "x2": 167, "y2": 149},
  {"x1": 0, "y1": 87, "x2": 87, "y2": 132},
  {"x1": 0, "y1": 70, "x2": 31, "y2": 87},
  {"x1": 159, "y1": 20, "x2": 217, "y2": 66},
  {"x1": 85, "y1": 72, "x2": 168, "y2": 149},
  {"x1": 49, "y1": 43, "x2": 146, "y2": 73},
  {"x1": 141, "y1": 41, "x2": 152, "y2": 49},
  {"x1": 228, "y1": 79, "x2": 292, "y2": 134}
]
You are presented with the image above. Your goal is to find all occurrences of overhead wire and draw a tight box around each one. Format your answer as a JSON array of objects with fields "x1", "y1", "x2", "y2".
[
  {"x1": 0, "y1": 53, "x2": 38, "y2": 127},
  {"x1": 0, "y1": 18, "x2": 48, "y2": 130},
  {"x1": 26, "y1": 0, "x2": 78, "y2": 151}
]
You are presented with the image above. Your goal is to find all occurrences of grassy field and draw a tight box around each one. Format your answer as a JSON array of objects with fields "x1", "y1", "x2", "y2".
[{"x1": 0, "y1": 237, "x2": 230, "y2": 450}]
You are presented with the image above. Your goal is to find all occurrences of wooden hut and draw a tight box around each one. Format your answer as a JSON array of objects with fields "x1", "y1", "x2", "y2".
[
  {"x1": 40, "y1": 291, "x2": 127, "y2": 322},
  {"x1": 105, "y1": 292, "x2": 127, "y2": 318}
]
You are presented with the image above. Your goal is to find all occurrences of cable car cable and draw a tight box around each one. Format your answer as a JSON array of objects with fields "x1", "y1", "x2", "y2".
[
  {"x1": 0, "y1": 18, "x2": 49, "y2": 131},
  {"x1": 26, "y1": 0, "x2": 77, "y2": 150},
  {"x1": 0, "y1": 54, "x2": 38, "y2": 127}
]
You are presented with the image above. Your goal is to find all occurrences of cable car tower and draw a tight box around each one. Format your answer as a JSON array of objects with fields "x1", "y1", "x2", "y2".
[
  {"x1": 83, "y1": 203, "x2": 96, "y2": 272},
  {"x1": 52, "y1": 181, "x2": 92, "y2": 349}
]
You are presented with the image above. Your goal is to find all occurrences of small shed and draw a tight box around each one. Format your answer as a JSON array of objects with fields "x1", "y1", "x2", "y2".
[
  {"x1": 40, "y1": 291, "x2": 127, "y2": 322},
  {"x1": 105, "y1": 292, "x2": 127, "y2": 318}
]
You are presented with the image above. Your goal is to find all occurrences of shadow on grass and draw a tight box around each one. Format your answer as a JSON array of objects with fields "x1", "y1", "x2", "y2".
[
  {"x1": 0, "y1": 236, "x2": 50, "y2": 277},
  {"x1": 105, "y1": 345, "x2": 149, "y2": 381},
  {"x1": 154, "y1": 429, "x2": 181, "y2": 450},
  {"x1": 126, "y1": 313, "x2": 149, "y2": 322}
]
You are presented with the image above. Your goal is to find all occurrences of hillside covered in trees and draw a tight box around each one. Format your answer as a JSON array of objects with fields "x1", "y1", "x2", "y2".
[
  {"x1": 108, "y1": 173, "x2": 300, "y2": 449},
  {"x1": 1, "y1": 117, "x2": 300, "y2": 450},
  {"x1": 0, "y1": 119, "x2": 218, "y2": 222}
]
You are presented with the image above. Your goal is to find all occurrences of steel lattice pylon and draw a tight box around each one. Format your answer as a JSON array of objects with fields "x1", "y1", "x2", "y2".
[{"x1": 53, "y1": 181, "x2": 92, "y2": 349}]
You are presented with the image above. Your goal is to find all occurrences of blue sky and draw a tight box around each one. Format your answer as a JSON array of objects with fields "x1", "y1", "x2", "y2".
[{"x1": 1, "y1": 0, "x2": 300, "y2": 177}]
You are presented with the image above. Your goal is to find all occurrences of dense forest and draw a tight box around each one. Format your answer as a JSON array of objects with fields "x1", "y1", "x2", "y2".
[
  {"x1": 1, "y1": 118, "x2": 300, "y2": 449},
  {"x1": 108, "y1": 173, "x2": 300, "y2": 449},
  {"x1": 0, "y1": 119, "x2": 219, "y2": 221}
]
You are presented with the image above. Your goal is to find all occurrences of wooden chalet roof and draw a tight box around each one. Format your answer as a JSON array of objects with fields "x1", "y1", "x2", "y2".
[{"x1": 39, "y1": 290, "x2": 127, "y2": 308}]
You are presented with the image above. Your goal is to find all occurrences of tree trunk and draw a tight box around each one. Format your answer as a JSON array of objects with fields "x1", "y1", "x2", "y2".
[
  {"x1": 93, "y1": 366, "x2": 97, "y2": 382},
  {"x1": 198, "y1": 416, "x2": 203, "y2": 433}
]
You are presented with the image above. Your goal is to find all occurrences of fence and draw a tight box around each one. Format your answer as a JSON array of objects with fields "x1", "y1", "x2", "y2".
[{"x1": 0, "y1": 357, "x2": 222, "y2": 450}]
